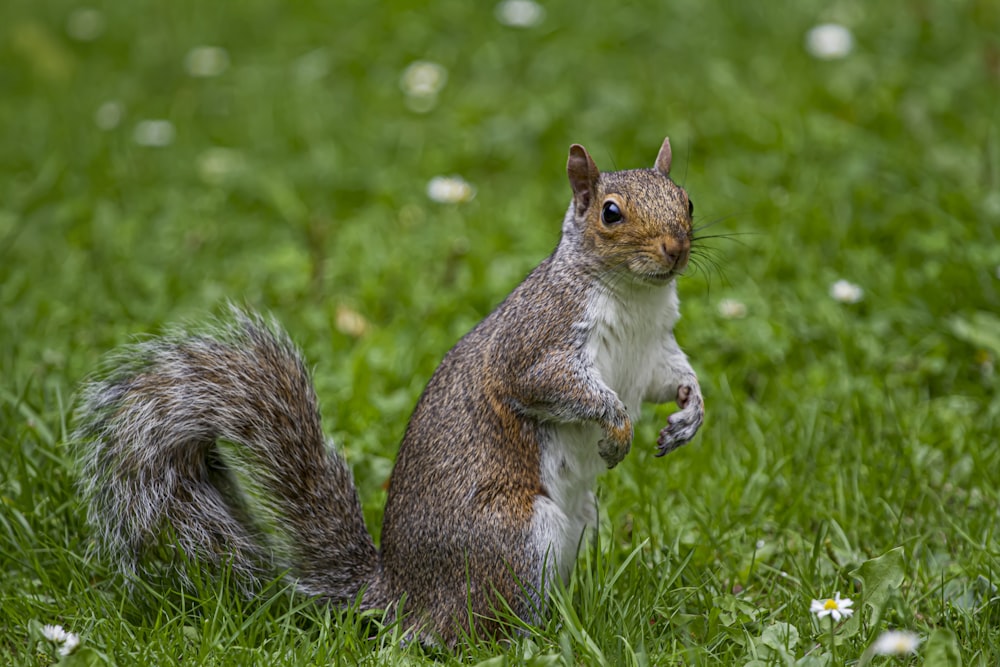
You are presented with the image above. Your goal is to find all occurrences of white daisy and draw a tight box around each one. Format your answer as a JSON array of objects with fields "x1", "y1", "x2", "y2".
[
  {"x1": 185, "y1": 46, "x2": 230, "y2": 78},
  {"x1": 870, "y1": 630, "x2": 921, "y2": 656},
  {"x1": 59, "y1": 632, "x2": 81, "y2": 656},
  {"x1": 133, "y1": 120, "x2": 176, "y2": 147},
  {"x1": 400, "y1": 60, "x2": 448, "y2": 112},
  {"x1": 94, "y1": 100, "x2": 124, "y2": 130},
  {"x1": 335, "y1": 305, "x2": 370, "y2": 338},
  {"x1": 717, "y1": 298, "x2": 748, "y2": 319},
  {"x1": 41, "y1": 624, "x2": 69, "y2": 642},
  {"x1": 197, "y1": 147, "x2": 245, "y2": 185},
  {"x1": 495, "y1": 0, "x2": 545, "y2": 28},
  {"x1": 427, "y1": 176, "x2": 475, "y2": 204},
  {"x1": 805, "y1": 23, "x2": 854, "y2": 60},
  {"x1": 40, "y1": 624, "x2": 81, "y2": 655},
  {"x1": 401, "y1": 61, "x2": 447, "y2": 97},
  {"x1": 830, "y1": 279, "x2": 863, "y2": 303},
  {"x1": 810, "y1": 592, "x2": 854, "y2": 622}
]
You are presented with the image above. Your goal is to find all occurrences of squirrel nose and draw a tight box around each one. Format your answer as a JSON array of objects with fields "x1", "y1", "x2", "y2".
[
  {"x1": 659, "y1": 238, "x2": 690, "y2": 270},
  {"x1": 660, "y1": 242, "x2": 678, "y2": 268}
]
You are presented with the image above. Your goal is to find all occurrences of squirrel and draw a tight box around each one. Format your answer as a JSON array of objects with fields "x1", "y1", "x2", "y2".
[{"x1": 73, "y1": 137, "x2": 705, "y2": 645}]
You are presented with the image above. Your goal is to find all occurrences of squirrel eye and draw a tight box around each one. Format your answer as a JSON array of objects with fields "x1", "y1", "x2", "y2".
[
  {"x1": 601, "y1": 201, "x2": 624, "y2": 225},
  {"x1": 687, "y1": 198, "x2": 694, "y2": 217}
]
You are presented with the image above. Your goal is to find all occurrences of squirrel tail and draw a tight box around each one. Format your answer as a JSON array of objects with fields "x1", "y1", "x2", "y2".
[{"x1": 73, "y1": 307, "x2": 381, "y2": 605}]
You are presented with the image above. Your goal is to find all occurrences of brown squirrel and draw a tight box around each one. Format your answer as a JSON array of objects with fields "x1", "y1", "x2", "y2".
[{"x1": 74, "y1": 137, "x2": 704, "y2": 645}]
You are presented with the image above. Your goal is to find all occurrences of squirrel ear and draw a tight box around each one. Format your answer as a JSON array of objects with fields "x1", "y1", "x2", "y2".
[
  {"x1": 567, "y1": 144, "x2": 600, "y2": 214},
  {"x1": 654, "y1": 137, "x2": 672, "y2": 177}
]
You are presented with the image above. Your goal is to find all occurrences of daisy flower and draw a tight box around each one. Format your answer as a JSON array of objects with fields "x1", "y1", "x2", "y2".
[
  {"x1": 185, "y1": 46, "x2": 230, "y2": 78},
  {"x1": 805, "y1": 23, "x2": 854, "y2": 60},
  {"x1": 59, "y1": 632, "x2": 81, "y2": 656},
  {"x1": 40, "y1": 624, "x2": 81, "y2": 656},
  {"x1": 133, "y1": 120, "x2": 176, "y2": 147},
  {"x1": 870, "y1": 630, "x2": 921, "y2": 656},
  {"x1": 426, "y1": 175, "x2": 475, "y2": 204},
  {"x1": 810, "y1": 592, "x2": 854, "y2": 622},
  {"x1": 495, "y1": 0, "x2": 545, "y2": 28},
  {"x1": 41, "y1": 625, "x2": 69, "y2": 642},
  {"x1": 717, "y1": 298, "x2": 748, "y2": 319},
  {"x1": 94, "y1": 100, "x2": 124, "y2": 130},
  {"x1": 830, "y1": 279, "x2": 863, "y2": 303},
  {"x1": 400, "y1": 60, "x2": 447, "y2": 111}
]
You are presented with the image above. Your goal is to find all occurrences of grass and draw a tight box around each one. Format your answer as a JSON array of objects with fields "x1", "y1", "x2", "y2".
[{"x1": 2, "y1": 0, "x2": 999, "y2": 663}]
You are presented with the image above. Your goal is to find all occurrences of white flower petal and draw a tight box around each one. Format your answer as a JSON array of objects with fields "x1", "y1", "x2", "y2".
[
  {"x1": 335, "y1": 305, "x2": 370, "y2": 338},
  {"x1": 293, "y1": 48, "x2": 331, "y2": 84},
  {"x1": 133, "y1": 120, "x2": 175, "y2": 147},
  {"x1": 59, "y1": 633, "x2": 81, "y2": 656},
  {"x1": 871, "y1": 630, "x2": 922, "y2": 656},
  {"x1": 811, "y1": 593, "x2": 853, "y2": 621},
  {"x1": 400, "y1": 61, "x2": 447, "y2": 98},
  {"x1": 94, "y1": 100, "x2": 124, "y2": 130},
  {"x1": 717, "y1": 298, "x2": 747, "y2": 319},
  {"x1": 830, "y1": 279, "x2": 863, "y2": 303},
  {"x1": 41, "y1": 624, "x2": 68, "y2": 642},
  {"x1": 197, "y1": 148, "x2": 245, "y2": 185},
  {"x1": 427, "y1": 176, "x2": 475, "y2": 204},
  {"x1": 495, "y1": 0, "x2": 545, "y2": 28},
  {"x1": 185, "y1": 46, "x2": 230, "y2": 78},
  {"x1": 805, "y1": 23, "x2": 854, "y2": 60}
]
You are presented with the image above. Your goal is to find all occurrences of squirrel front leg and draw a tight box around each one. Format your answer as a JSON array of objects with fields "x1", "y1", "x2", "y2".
[
  {"x1": 657, "y1": 378, "x2": 704, "y2": 456},
  {"x1": 647, "y1": 336, "x2": 704, "y2": 457},
  {"x1": 513, "y1": 350, "x2": 633, "y2": 468}
]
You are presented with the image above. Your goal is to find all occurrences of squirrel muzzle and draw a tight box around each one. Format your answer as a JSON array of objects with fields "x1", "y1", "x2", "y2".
[{"x1": 659, "y1": 234, "x2": 690, "y2": 274}]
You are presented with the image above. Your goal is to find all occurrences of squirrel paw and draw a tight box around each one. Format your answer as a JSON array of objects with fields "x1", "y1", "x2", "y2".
[
  {"x1": 599, "y1": 410, "x2": 633, "y2": 469},
  {"x1": 656, "y1": 384, "x2": 704, "y2": 457}
]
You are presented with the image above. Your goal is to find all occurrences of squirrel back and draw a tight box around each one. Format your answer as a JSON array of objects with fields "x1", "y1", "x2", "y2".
[{"x1": 74, "y1": 137, "x2": 704, "y2": 645}]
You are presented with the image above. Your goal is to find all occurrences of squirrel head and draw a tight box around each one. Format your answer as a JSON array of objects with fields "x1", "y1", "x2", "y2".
[{"x1": 566, "y1": 138, "x2": 693, "y2": 284}]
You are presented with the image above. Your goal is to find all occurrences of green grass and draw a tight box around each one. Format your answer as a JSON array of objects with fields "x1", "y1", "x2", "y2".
[{"x1": 2, "y1": 0, "x2": 999, "y2": 664}]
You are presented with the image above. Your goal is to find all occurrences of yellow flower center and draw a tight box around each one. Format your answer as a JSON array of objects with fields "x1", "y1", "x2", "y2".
[{"x1": 823, "y1": 599, "x2": 839, "y2": 610}]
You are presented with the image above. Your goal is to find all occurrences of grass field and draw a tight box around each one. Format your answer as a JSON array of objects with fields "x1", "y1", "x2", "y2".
[{"x1": 2, "y1": 0, "x2": 999, "y2": 664}]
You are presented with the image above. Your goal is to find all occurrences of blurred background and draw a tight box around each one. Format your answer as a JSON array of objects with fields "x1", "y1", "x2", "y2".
[
  {"x1": 4, "y1": 1, "x2": 996, "y2": 400},
  {"x1": 1, "y1": 0, "x2": 999, "y2": 659}
]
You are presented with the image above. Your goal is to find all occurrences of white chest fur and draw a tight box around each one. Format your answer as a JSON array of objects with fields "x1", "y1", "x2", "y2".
[{"x1": 530, "y1": 281, "x2": 681, "y2": 584}]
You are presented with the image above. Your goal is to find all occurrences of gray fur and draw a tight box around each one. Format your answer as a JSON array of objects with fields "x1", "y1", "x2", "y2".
[
  {"x1": 73, "y1": 139, "x2": 703, "y2": 646},
  {"x1": 73, "y1": 308, "x2": 381, "y2": 604}
]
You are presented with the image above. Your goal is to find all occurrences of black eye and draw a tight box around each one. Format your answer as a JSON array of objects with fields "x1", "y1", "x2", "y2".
[
  {"x1": 687, "y1": 198, "x2": 694, "y2": 217},
  {"x1": 601, "y1": 201, "x2": 623, "y2": 225}
]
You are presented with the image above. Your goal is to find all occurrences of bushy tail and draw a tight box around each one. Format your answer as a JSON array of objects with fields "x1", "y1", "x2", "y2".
[{"x1": 73, "y1": 308, "x2": 381, "y2": 604}]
